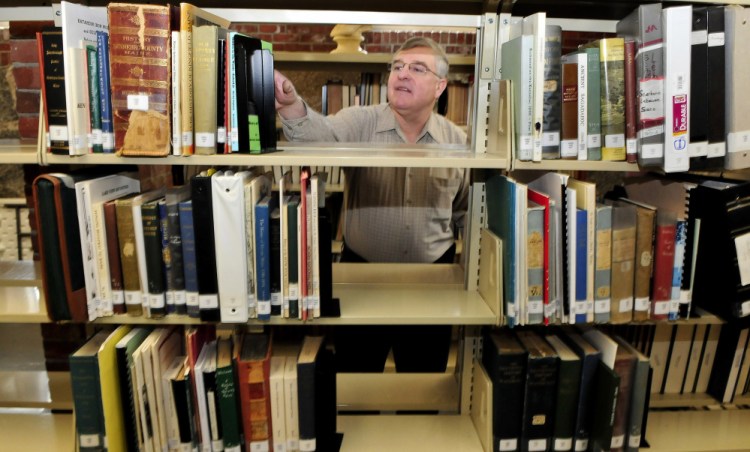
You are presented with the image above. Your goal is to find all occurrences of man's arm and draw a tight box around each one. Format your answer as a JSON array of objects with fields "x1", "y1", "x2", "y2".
[{"x1": 274, "y1": 70, "x2": 306, "y2": 120}]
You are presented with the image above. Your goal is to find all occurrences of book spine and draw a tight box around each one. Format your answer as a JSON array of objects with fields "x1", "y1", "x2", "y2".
[
  {"x1": 193, "y1": 25, "x2": 219, "y2": 155},
  {"x1": 91, "y1": 202, "x2": 113, "y2": 317},
  {"x1": 191, "y1": 175, "x2": 220, "y2": 322},
  {"x1": 594, "y1": 206, "x2": 613, "y2": 323},
  {"x1": 688, "y1": 8, "x2": 709, "y2": 159},
  {"x1": 522, "y1": 356, "x2": 558, "y2": 451},
  {"x1": 706, "y1": 6, "x2": 727, "y2": 158},
  {"x1": 108, "y1": 4, "x2": 171, "y2": 156},
  {"x1": 611, "y1": 357, "x2": 636, "y2": 451},
  {"x1": 70, "y1": 355, "x2": 105, "y2": 451},
  {"x1": 289, "y1": 201, "x2": 300, "y2": 320},
  {"x1": 632, "y1": 209, "x2": 655, "y2": 321},
  {"x1": 116, "y1": 200, "x2": 143, "y2": 316},
  {"x1": 104, "y1": 201, "x2": 126, "y2": 314},
  {"x1": 553, "y1": 359, "x2": 581, "y2": 451},
  {"x1": 96, "y1": 31, "x2": 114, "y2": 152},
  {"x1": 623, "y1": 39, "x2": 638, "y2": 163},
  {"x1": 241, "y1": 358, "x2": 272, "y2": 451},
  {"x1": 228, "y1": 33, "x2": 239, "y2": 152},
  {"x1": 527, "y1": 207, "x2": 545, "y2": 324},
  {"x1": 216, "y1": 362, "x2": 242, "y2": 451},
  {"x1": 178, "y1": 201, "x2": 200, "y2": 318},
  {"x1": 243, "y1": 184, "x2": 258, "y2": 319},
  {"x1": 256, "y1": 199, "x2": 272, "y2": 321},
  {"x1": 542, "y1": 25, "x2": 562, "y2": 159},
  {"x1": 167, "y1": 200, "x2": 187, "y2": 315},
  {"x1": 68, "y1": 47, "x2": 91, "y2": 154},
  {"x1": 670, "y1": 220, "x2": 687, "y2": 320},
  {"x1": 141, "y1": 202, "x2": 166, "y2": 318},
  {"x1": 560, "y1": 54, "x2": 579, "y2": 159},
  {"x1": 610, "y1": 207, "x2": 636, "y2": 324},
  {"x1": 636, "y1": 4, "x2": 666, "y2": 166},
  {"x1": 311, "y1": 179, "x2": 321, "y2": 318},
  {"x1": 599, "y1": 38, "x2": 626, "y2": 161},
  {"x1": 575, "y1": 209, "x2": 588, "y2": 323},
  {"x1": 158, "y1": 201, "x2": 175, "y2": 314},
  {"x1": 584, "y1": 48, "x2": 602, "y2": 161},
  {"x1": 297, "y1": 360, "x2": 317, "y2": 451},
  {"x1": 216, "y1": 38, "x2": 227, "y2": 153},
  {"x1": 270, "y1": 208, "x2": 282, "y2": 316},
  {"x1": 85, "y1": 45, "x2": 102, "y2": 153},
  {"x1": 171, "y1": 31, "x2": 182, "y2": 155},
  {"x1": 662, "y1": 6, "x2": 692, "y2": 172},
  {"x1": 40, "y1": 29, "x2": 70, "y2": 154},
  {"x1": 651, "y1": 220, "x2": 676, "y2": 320},
  {"x1": 576, "y1": 52, "x2": 587, "y2": 161}
]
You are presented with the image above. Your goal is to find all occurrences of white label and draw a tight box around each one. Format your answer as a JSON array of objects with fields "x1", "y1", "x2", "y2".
[
  {"x1": 199, "y1": 294, "x2": 218, "y2": 309},
  {"x1": 629, "y1": 434, "x2": 642, "y2": 448},
  {"x1": 654, "y1": 300, "x2": 670, "y2": 315},
  {"x1": 186, "y1": 292, "x2": 199, "y2": 307},
  {"x1": 247, "y1": 294, "x2": 256, "y2": 310},
  {"x1": 555, "y1": 438, "x2": 573, "y2": 451},
  {"x1": 741, "y1": 301, "x2": 750, "y2": 317},
  {"x1": 680, "y1": 289, "x2": 691, "y2": 304},
  {"x1": 708, "y1": 32, "x2": 725, "y2": 47},
  {"x1": 310, "y1": 296, "x2": 321, "y2": 312},
  {"x1": 165, "y1": 291, "x2": 175, "y2": 307},
  {"x1": 688, "y1": 141, "x2": 708, "y2": 157},
  {"x1": 91, "y1": 129, "x2": 103, "y2": 145},
  {"x1": 182, "y1": 132, "x2": 193, "y2": 146},
  {"x1": 611, "y1": 434, "x2": 625, "y2": 449},
  {"x1": 212, "y1": 440, "x2": 225, "y2": 452},
  {"x1": 73, "y1": 134, "x2": 87, "y2": 150},
  {"x1": 575, "y1": 439, "x2": 588, "y2": 451},
  {"x1": 669, "y1": 299, "x2": 680, "y2": 314},
  {"x1": 634, "y1": 297, "x2": 650, "y2": 312},
  {"x1": 226, "y1": 446, "x2": 241, "y2": 452},
  {"x1": 544, "y1": 301, "x2": 557, "y2": 319},
  {"x1": 149, "y1": 293, "x2": 165, "y2": 309},
  {"x1": 195, "y1": 132, "x2": 216, "y2": 147},
  {"x1": 641, "y1": 143, "x2": 663, "y2": 159},
  {"x1": 174, "y1": 291, "x2": 187, "y2": 307},
  {"x1": 587, "y1": 133, "x2": 601, "y2": 148},
  {"x1": 675, "y1": 73, "x2": 687, "y2": 91},
  {"x1": 271, "y1": 292, "x2": 282, "y2": 308},
  {"x1": 49, "y1": 125, "x2": 68, "y2": 141},
  {"x1": 639, "y1": 124, "x2": 665, "y2": 139},
  {"x1": 691, "y1": 29, "x2": 708, "y2": 45},
  {"x1": 543, "y1": 131, "x2": 560, "y2": 146},
  {"x1": 299, "y1": 439, "x2": 316, "y2": 451},
  {"x1": 619, "y1": 297, "x2": 634, "y2": 313},
  {"x1": 46, "y1": 132, "x2": 51, "y2": 148},
  {"x1": 727, "y1": 131, "x2": 750, "y2": 154},
  {"x1": 707, "y1": 142, "x2": 726, "y2": 158},
  {"x1": 113, "y1": 291, "x2": 125, "y2": 308},
  {"x1": 287, "y1": 440, "x2": 299, "y2": 451},
  {"x1": 626, "y1": 139, "x2": 637, "y2": 157},
  {"x1": 102, "y1": 132, "x2": 114, "y2": 150},
  {"x1": 595, "y1": 298, "x2": 611, "y2": 314},
  {"x1": 124, "y1": 290, "x2": 140, "y2": 306},
  {"x1": 217, "y1": 127, "x2": 227, "y2": 144},
  {"x1": 274, "y1": 443, "x2": 286, "y2": 452},
  {"x1": 289, "y1": 284, "x2": 299, "y2": 300},
  {"x1": 520, "y1": 135, "x2": 533, "y2": 152},
  {"x1": 506, "y1": 302, "x2": 516, "y2": 319},
  {"x1": 529, "y1": 439, "x2": 547, "y2": 451},
  {"x1": 79, "y1": 434, "x2": 100, "y2": 447},
  {"x1": 258, "y1": 302, "x2": 271, "y2": 316},
  {"x1": 499, "y1": 439, "x2": 518, "y2": 451},
  {"x1": 230, "y1": 129, "x2": 239, "y2": 144},
  {"x1": 639, "y1": 78, "x2": 665, "y2": 121},
  {"x1": 735, "y1": 232, "x2": 750, "y2": 286},
  {"x1": 528, "y1": 300, "x2": 543, "y2": 314},
  {"x1": 604, "y1": 133, "x2": 625, "y2": 148},
  {"x1": 574, "y1": 302, "x2": 588, "y2": 315},
  {"x1": 560, "y1": 140, "x2": 578, "y2": 158},
  {"x1": 250, "y1": 440, "x2": 269, "y2": 452},
  {"x1": 127, "y1": 94, "x2": 149, "y2": 111}
]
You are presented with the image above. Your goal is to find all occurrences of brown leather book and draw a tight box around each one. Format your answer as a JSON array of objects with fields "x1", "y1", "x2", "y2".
[
  {"x1": 619, "y1": 198, "x2": 656, "y2": 321},
  {"x1": 115, "y1": 194, "x2": 143, "y2": 316},
  {"x1": 108, "y1": 3, "x2": 172, "y2": 156},
  {"x1": 560, "y1": 53, "x2": 580, "y2": 160},
  {"x1": 103, "y1": 200, "x2": 125, "y2": 314},
  {"x1": 624, "y1": 39, "x2": 638, "y2": 163},
  {"x1": 610, "y1": 202, "x2": 636, "y2": 324}
]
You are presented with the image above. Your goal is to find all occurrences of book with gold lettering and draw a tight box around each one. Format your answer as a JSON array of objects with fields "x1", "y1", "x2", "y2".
[{"x1": 108, "y1": 3, "x2": 172, "y2": 156}]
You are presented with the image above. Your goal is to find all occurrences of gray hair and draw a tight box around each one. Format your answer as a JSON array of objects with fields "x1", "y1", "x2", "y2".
[{"x1": 395, "y1": 36, "x2": 449, "y2": 78}]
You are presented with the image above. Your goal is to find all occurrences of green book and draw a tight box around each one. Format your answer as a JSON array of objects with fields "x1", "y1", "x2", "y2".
[
  {"x1": 141, "y1": 198, "x2": 167, "y2": 318},
  {"x1": 85, "y1": 45, "x2": 103, "y2": 153},
  {"x1": 216, "y1": 337, "x2": 242, "y2": 451},
  {"x1": 584, "y1": 38, "x2": 626, "y2": 161},
  {"x1": 545, "y1": 334, "x2": 582, "y2": 452},
  {"x1": 577, "y1": 47, "x2": 602, "y2": 160},
  {"x1": 193, "y1": 24, "x2": 220, "y2": 155},
  {"x1": 69, "y1": 330, "x2": 110, "y2": 452}
]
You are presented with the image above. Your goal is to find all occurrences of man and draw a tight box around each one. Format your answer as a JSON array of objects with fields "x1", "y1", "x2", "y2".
[
  {"x1": 274, "y1": 36, "x2": 469, "y2": 264},
  {"x1": 274, "y1": 36, "x2": 468, "y2": 372}
]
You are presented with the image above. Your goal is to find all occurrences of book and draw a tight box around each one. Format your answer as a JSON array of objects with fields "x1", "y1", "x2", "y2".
[
  {"x1": 96, "y1": 30, "x2": 114, "y2": 152},
  {"x1": 107, "y1": 3, "x2": 172, "y2": 156},
  {"x1": 527, "y1": 201, "x2": 545, "y2": 324},
  {"x1": 517, "y1": 329, "x2": 558, "y2": 452},
  {"x1": 707, "y1": 325, "x2": 750, "y2": 404},
  {"x1": 246, "y1": 173, "x2": 273, "y2": 319},
  {"x1": 560, "y1": 51, "x2": 585, "y2": 160},
  {"x1": 96, "y1": 325, "x2": 133, "y2": 452},
  {"x1": 256, "y1": 195, "x2": 276, "y2": 321},
  {"x1": 618, "y1": 198, "x2": 656, "y2": 322},
  {"x1": 610, "y1": 340, "x2": 638, "y2": 451},
  {"x1": 705, "y1": 6, "x2": 727, "y2": 162},
  {"x1": 212, "y1": 171, "x2": 253, "y2": 323},
  {"x1": 662, "y1": 5, "x2": 692, "y2": 172},
  {"x1": 623, "y1": 39, "x2": 638, "y2": 163},
  {"x1": 69, "y1": 330, "x2": 109, "y2": 452},
  {"x1": 486, "y1": 175, "x2": 519, "y2": 326},
  {"x1": 542, "y1": 25, "x2": 563, "y2": 160},
  {"x1": 502, "y1": 34, "x2": 534, "y2": 161},
  {"x1": 612, "y1": 337, "x2": 651, "y2": 452},
  {"x1": 269, "y1": 352, "x2": 287, "y2": 452},
  {"x1": 84, "y1": 44, "x2": 103, "y2": 153},
  {"x1": 164, "y1": 187, "x2": 191, "y2": 315},
  {"x1": 115, "y1": 327, "x2": 152, "y2": 452},
  {"x1": 580, "y1": 327, "x2": 621, "y2": 452},
  {"x1": 297, "y1": 335, "x2": 336, "y2": 452},
  {"x1": 482, "y1": 329, "x2": 527, "y2": 452},
  {"x1": 577, "y1": 46, "x2": 602, "y2": 161},
  {"x1": 594, "y1": 204, "x2": 613, "y2": 323},
  {"x1": 236, "y1": 332, "x2": 273, "y2": 451},
  {"x1": 688, "y1": 7, "x2": 709, "y2": 159},
  {"x1": 616, "y1": 3, "x2": 665, "y2": 167},
  {"x1": 568, "y1": 178, "x2": 596, "y2": 322},
  {"x1": 103, "y1": 200, "x2": 125, "y2": 314},
  {"x1": 216, "y1": 337, "x2": 243, "y2": 452},
  {"x1": 179, "y1": 4, "x2": 231, "y2": 155},
  {"x1": 575, "y1": 208, "x2": 588, "y2": 323},
  {"x1": 545, "y1": 334, "x2": 582, "y2": 452},
  {"x1": 651, "y1": 213, "x2": 677, "y2": 320},
  {"x1": 191, "y1": 171, "x2": 220, "y2": 322},
  {"x1": 522, "y1": 12, "x2": 546, "y2": 161},
  {"x1": 131, "y1": 189, "x2": 168, "y2": 318},
  {"x1": 115, "y1": 194, "x2": 143, "y2": 317},
  {"x1": 193, "y1": 24, "x2": 221, "y2": 155},
  {"x1": 38, "y1": 27, "x2": 69, "y2": 154},
  {"x1": 141, "y1": 198, "x2": 167, "y2": 319},
  {"x1": 662, "y1": 324, "x2": 693, "y2": 394},
  {"x1": 528, "y1": 189, "x2": 552, "y2": 324},
  {"x1": 648, "y1": 323, "x2": 673, "y2": 394},
  {"x1": 179, "y1": 200, "x2": 200, "y2": 317}
]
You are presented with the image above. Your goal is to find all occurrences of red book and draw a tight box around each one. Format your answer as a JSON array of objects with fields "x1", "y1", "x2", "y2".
[
  {"x1": 651, "y1": 213, "x2": 677, "y2": 320},
  {"x1": 300, "y1": 167, "x2": 310, "y2": 321},
  {"x1": 236, "y1": 332, "x2": 273, "y2": 451},
  {"x1": 624, "y1": 39, "x2": 638, "y2": 163},
  {"x1": 103, "y1": 200, "x2": 126, "y2": 314}
]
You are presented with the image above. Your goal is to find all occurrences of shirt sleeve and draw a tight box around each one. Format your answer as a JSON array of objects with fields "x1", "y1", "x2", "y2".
[{"x1": 280, "y1": 101, "x2": 377, "y2": 142}]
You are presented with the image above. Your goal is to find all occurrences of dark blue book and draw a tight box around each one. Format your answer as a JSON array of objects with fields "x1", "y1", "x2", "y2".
[
  {"x1": 85, "y1": 44, "x2": 103, "y2": 153},
  {"x1": 96, "y1": 30, "x2": 114, "y2": 152},
  {"x1": 179, "y1": 200, "x2": 200, "y2": 318},
  {"x1": 158, "y1": 199, "x2": 175, "y2": 314},
  {"x1": 255, "y1": 195, "x2": 273, "y2": 321},
  {"x1": 575, "y1": 208, "x2": 588, "y2": 323}
]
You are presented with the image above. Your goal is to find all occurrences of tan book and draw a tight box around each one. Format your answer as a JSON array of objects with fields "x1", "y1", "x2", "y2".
[
  {"x1": 179, "y1": 3, "x2": 231, "y2": 155},
  {"x1": 108, "y1": 3, "x2": 173, "y2": 156},
  {"x1": 610, "y1": 202, "x2": 636, "y2": 324},
  {"x1": 618, "y1": 198, "x2": 656, "y2": 321},
  {"x1": 568, "y1": 178, "x2": 596, "y2": 322},
  {"x1": 192, "y1": 24, "x2": 220, "y2": 155},
  {"x1": 115, "y1": 194, "x2": 143, "y2": 316}
]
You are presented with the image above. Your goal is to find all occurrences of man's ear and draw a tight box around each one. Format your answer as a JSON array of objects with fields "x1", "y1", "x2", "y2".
[{"x1": 435, "y1": 78, "x2": 448, "y2": 99}]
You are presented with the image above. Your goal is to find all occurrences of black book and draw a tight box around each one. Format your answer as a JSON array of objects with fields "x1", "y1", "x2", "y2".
[
  {"x1": 297, "y1": 336, "x2": 338, "y2": 451},
  {"x1": 705, "y1": 6, "x2": 727, "y2": 164},
  {"x1": 270, "y1": 206, "x2": 282, "y2": 316},
  {"x1": 482, "y1": 329, "x2": 527, "y2": 452},
  {"x1": 517, "y1": 329, "x2": 559, "y2": 452},
  {"x1": 688, "y1": 8, "x2": 709, "y2": 160},
  {"x1": 590, "y1": 360, "x2": 620, "y2": 452},
  {"x1": 39, "y1": 27, "x2": 69, "y2": 154},
  {"x1": 707, "y1": 324, "x2": 749, "y2": 404},
  {"x1": 216, "y1": 38, "x2": 226, "y2": 153},
  {"x1": 142, "y1": 198, "x2": 167, "y2": 318},
  {"x1": 191, "y1": 172, "x2": 220, "y2": 322}
]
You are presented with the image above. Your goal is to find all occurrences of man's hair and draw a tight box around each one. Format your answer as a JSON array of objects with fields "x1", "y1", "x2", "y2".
[{"x1": 395, "y1": 36, "x2": 449, "y2": 78}]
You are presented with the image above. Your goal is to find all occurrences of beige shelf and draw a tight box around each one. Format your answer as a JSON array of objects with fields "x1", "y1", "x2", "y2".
[
  {"x1": 337, "y1": 414, "x2": 484, "y2": 452},
  {"x1": 337, "y1": 372, "x2": 459, "y2": 412},
  {"x1": 0, "y1": 261, "x2": 42, "y2": 287},
  {"x1": 0, "y1": 286, "x2": 47, "y2": 323},
  {"x1": 43, "y1": 144, "x2": 508, "y2": 169},
  {"x1": 0, "y1": 371, "x2": 72, "y2": 410},
  {"x1": 0, "y1": 140, "x2": 39, "y2": 164},
  {"x1": 512, "y1": 159, "x2": 640, "y2": 172},
  {"x1": 646, "y1": 408, "x2": 750, "y2": 451},
  {"x1": 649, "y1": 392, "x2": 720, "y2": 409},
  {"x1": 0, "y1": 411, "x2": 74, "y2": 452}
]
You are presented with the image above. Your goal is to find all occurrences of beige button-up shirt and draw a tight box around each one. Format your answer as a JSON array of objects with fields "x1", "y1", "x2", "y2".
[{"x1": 281, "y1": 103, "x2": 469, "y2": 263}]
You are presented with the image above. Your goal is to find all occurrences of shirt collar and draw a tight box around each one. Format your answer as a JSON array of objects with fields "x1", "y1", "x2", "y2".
[{"x1": 375, "y1": 104, "x2": 439, "y2": 143}]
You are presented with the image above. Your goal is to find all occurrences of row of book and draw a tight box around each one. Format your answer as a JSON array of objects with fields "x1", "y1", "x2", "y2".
[
  {"x1": 33, "y1": 167, "x2": 334, "y2": 323},
  {"x1": 69, "y1": 325, "x2": 337, "y2": 452},
  {"x1": 481, "y1": 325, "x2": 649, "y2": 452},
  {"x1": 39, "y1": 2, "x2": 276, "y2": 157},
  {"x1": 484, "y1": 171, "x2": 750, "y2": 327},
  {"x1": 505, "y1": 5, "x2": 750, "y2": 171}
]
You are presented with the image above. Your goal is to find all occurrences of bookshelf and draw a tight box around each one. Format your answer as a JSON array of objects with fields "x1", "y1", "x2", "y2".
[{"x1": 3, "y1": 2, "x2": 750, "y2": 451}]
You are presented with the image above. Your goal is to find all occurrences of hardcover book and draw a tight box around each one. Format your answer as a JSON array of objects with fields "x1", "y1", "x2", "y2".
[
  {"x1": 705, "y1": 6, "x2": 727, "y2": 162},
  {"x1": 542, "y1": 25, "x2": 563, "y2": 159},
  {"x1": 297, "y1": 336, "x2": 337, "y2": 452},
  {"x1": 723, "y1": 5, "x2": 750, "y2": 170},
  {"x1": 577, "y1": 47, "x2": 602, "y2": 161},
  {"x1": 608, "y1": 201, "x2": 636, "y2": 324},
  {"x1": 237, "y1": 333, "x2": 273, "y2": 452},
  {"x1": 38, "y1": 27, "x2": 69, "y2": 154},
  {"x1": 662, "y1": 5, "x2": 693, "y2": 172},
  {"x1": 190, "y1": 171, "x2": 220, "y2": 322},
  {"x1": 108, "y1": 3, "x2": 172, "y2": 156},
  {"x1": 594, "y1": 204, "x2": 613, "y2": 323},
  {"x1": 618, "y1": 198, "x2": 656, "y2": 322},
  {"x1": 69, "y1": 330, "x2": 110, "y2": 452},
  {"x1": 502, "y1": 34, "x2": 535, "y2": 161},
  {"x1": 216, "y1": 337, "x2": 243, "y2": 452},
  {"x1": 545, "y1": 334, "x2": 582, "y2": 452},
  {"x1": 560, "y1": 52, "x2": 585, "y2": 160},
  {"x1": 517, "y1": 329, "x2": 559, "y2": 452}
]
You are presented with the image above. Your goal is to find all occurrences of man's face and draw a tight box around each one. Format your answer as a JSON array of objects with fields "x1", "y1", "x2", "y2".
[{"x1": 387, "y1": 47, "x2": 447, "y2": 116}]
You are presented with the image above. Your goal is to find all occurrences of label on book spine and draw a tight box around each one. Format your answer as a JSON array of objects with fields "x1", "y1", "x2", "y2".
[
  {"x1": 127, "y1": 94, "x2": 149, "y2": 111},
  {"x1": 619, "y1": 297, "x2": 634, "y2": 313},
  {"x1": 195, "y1": 132, "x2": 216, "y2": 147},
  {"x1": 149, "y1": 293, "x2": 165, "y2": 309},
  {"x1": 186, "y1": 292, "x2": 199, "y2": 308},
  {"x1": 595, "y1": 298, "x2": 611, "y2": 314},
  {"x1": 79, "y1": 434, "x2": 100, "y2": 448},
  {"x1": 574, "y1": 439, "x2": 588, "y2": 451},
  {"x1": 299, "y1": 439, "x2": 316, "y2": 451},
  {"x1": 741, "y1": 301, "x2": 750, "y2": 317},
  {"x1": 124, "y1": 290, "x2": 140, "y2": 305},
  {"x1": 174, "y1": 291, "x2": 186, "y2": 308},
  {"x1": 543, "y1": 131, "x2": 560, "y2": 146},
  {"x1": 528, "y1": 439, "x2": 547, "y2": 451},
  {"x1": 199, "y1": 294, "x2": 218, "y2": 309},
  {"x1": 528, "y1": 300, "x2": 543, "y2": 315},
  {"x1": 629, "y1": 435, "x2": 641, "y2": 448},
  {"x1": 113, "y1": 291, "x2": 125, "y2": 308},
  {"x1": 555, "y1": 438, "x2": 573, "y2": 451},
  {"x1": 249, "y1": 441, "x2": 268, "y2": 452},
  {"x1": 634, "y1": 297, "x2": 650, "y2": 312},
  {"x1": 49, "y1": 125, "x2": 68, "y2": 141},
  {"x1": 544, "y1": 301, "x2": 557, "y2": 319},
  {"x1": 499, "y1": 439, "x2": 518, "y2": 451},
  {"x1": 611, "y1": 435, "x2": 625, "y2": 449},
  {"x1": 654, "y1": 301, "x2": 670, "y2": 315}
]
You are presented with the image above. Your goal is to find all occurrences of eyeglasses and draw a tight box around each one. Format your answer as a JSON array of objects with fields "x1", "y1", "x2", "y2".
[{"x1": 387, "y1": 61, "x2": 441, "y2": 78}]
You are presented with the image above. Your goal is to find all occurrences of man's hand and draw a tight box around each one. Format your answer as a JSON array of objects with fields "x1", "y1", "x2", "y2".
[{"x1": 274, "y1": 70, "x2": 306, "y2": 119}]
